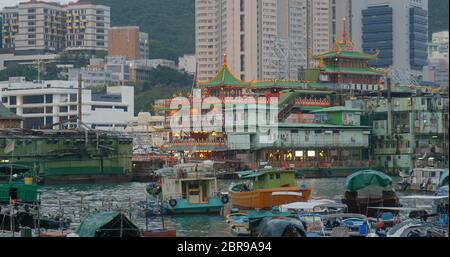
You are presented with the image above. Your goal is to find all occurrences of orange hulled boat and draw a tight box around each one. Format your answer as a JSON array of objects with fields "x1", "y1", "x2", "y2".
[{"x1": 229, "y1": 168, "x2": 312, "y2": 210}]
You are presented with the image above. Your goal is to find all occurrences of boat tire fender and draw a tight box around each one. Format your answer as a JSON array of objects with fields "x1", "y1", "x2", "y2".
[
  {"x1": 169, "y1": 199, "x2": 177, "y2": 207},
  {"x1": 221, "y1": 194, "x2": 229, "y2": 204}
]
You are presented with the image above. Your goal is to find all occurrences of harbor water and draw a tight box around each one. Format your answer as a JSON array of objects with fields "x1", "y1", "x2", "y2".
[{"x1": 38, "y1": 177, "x2": 404, "y2": 237}]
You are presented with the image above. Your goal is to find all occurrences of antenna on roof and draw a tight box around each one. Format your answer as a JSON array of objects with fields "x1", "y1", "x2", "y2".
[{"x1": 342, "y1": 18, "x2": 347, "y2": 44}]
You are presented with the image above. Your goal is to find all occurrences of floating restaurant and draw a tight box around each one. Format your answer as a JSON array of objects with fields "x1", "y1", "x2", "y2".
[{"x1": 158, "y1": 33, "x2": 393, "y2": 177}]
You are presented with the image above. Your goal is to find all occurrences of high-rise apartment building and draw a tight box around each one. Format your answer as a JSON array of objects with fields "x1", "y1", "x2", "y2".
[
  {"x1": 15, "y1": 1, "x2": 66, "y2": 54},
  {"x1": 65, "y1": 1, "x2": 110, "y2": 51},
  {"x1": 108, "y1": 26, "x2": 149, "y2": 60},
  {"x1": 1, "y1": 6, "x2": 19, "y2": 49},
  {"x1": 195, "y1": 0, "x2": 330, "y2": 82},
  {"x1": 1, "y1": 0, "x2": 110, "y2": 53},
  {"x1": 351, "y1": 0, "x2": 429, "y2": 76}
]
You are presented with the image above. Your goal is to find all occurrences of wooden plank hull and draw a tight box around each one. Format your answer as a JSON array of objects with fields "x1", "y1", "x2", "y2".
[{"x1": 229, "y1": 187, "x2": 312, "y2": 210}]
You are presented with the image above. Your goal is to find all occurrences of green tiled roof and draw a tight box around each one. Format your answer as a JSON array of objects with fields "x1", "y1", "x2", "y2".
[
  {"x1": 197, "y1": 64, "x2": 249, "y2": 87},
  {"x1": 321, "y1": 66, "x2": 385, "y2": 76},
  {"x1": 311, "y1": 106, "x2": 364, "y2": 113},
  {"x1": 318, "y1": 50, "x2": 378, "y2": 60},
  {"x1": 0, "y1": 104, "x2": 21, "y2": 120}
]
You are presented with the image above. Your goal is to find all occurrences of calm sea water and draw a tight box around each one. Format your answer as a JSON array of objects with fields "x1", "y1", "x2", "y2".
[{"x1": 38, "y1": 177, "x2": 403, "y2": 237}]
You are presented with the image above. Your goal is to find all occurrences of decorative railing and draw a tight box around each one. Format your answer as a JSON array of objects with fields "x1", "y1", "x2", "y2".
[
  {"x1": 167, "y1": 139, "x2": 227, "y2": 148},
  {"x1": 252, "y1": 160, "x2": 372, "y2": 169},
  {"x1": 294, "y1": 98, "x2": 330, "y2": 107}
]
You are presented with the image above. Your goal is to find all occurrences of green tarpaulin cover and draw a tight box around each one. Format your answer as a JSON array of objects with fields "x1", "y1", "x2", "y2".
[
  {"x1": 345, "y1": 170, "x2": 392, "y2": 192},
  {"x1": 75, "y1": 211, "x2": 141, "y2": 237},
  {"x1": 440, "y1": 170, "x2": 449, "y2": 187}
]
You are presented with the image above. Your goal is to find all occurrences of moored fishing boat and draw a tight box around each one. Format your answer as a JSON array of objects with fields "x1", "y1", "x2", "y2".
[
  {"x1": 229, "y1": 168, "x2": 312, "y2": 210},
  {"x1": 342, "y1": 170, "x2": 399, "y2": 218},
  {"x1": 146, "y1": 162, "x2": 227, "y2": 215}
]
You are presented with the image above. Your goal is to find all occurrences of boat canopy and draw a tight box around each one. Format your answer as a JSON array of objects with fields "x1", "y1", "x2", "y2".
[
  {"x1": 279, "y1": 199, "x2": 347, "y2": 212},
  {"x1": 439, "y1": 170, "x2": 449, "y2": 187},
  {"x1": 75, "y1": 211, "x2": 142, "y2": 237},
  {"x1": 344, "y1": 170, "x2": 392, "y2": 192},
  {"x1": 258, "y1": 218, "x2": 306, "y2": 237}
]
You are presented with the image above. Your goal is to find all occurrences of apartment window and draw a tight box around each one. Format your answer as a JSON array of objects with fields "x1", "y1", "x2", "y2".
[
  {"x1": 70, "y1": 94, "x2": 77, "y2": 102},
  {"x1": 46, "y1": 116, "x2": 53, "y2": 126},
  {"x1": 23, "y1": 95, "x2": 44, "y2": 104},
  {"x1": 60, "y1": 106, "x2": 68, "y2": 113},
  {"x1": 23, "y1": 107, "x2": 45, "y2": 114},
  {"x1": 240, "y1": 55, "x2": 245, "y2": 72},
  {"x1": 9, "y1": 96, "x2": 16, "y2": 105},
  {"x1": 28, "y1": 40, "x2": 36, "y2": 45},
  {"x1": 45, "y1": 94, "x2": 53, "y2": 103},
  {"x1": 240, "y1": 15, "x2": 245, "y2": 32},
  {"x1": 240, "y1": 0, "x2": 244, "y2": 12},
  {"x1": 70, "y1": 105, "x2": 77, "y2": 111},
  {"x1": 28, "y1": 15, "x2": 36, "y2": 19},
  {"x1": 10, "y1": 108, "x2": 17, "y2": 114},
  {"x1": 28, "y1": 34, "x2": 36, "y2": 39},
  {"x1": 23, "y1": 117, "x2": 44, "y2": 129},
  {"x1": 1, "y1": 97, "x2": 7, "y2": 103},
  {"x1": 46, "y1": 107, "x2": 53, "y2": 113}
]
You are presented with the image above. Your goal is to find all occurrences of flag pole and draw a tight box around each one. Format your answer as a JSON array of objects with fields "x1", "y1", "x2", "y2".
[{"x1": 10, "y1": 150, "x2": 13, "y2": 183}]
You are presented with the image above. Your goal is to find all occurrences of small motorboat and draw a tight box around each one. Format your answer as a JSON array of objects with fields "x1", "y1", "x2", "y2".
[{"x1": 226, "y1": 213, "x2": 250, "y2": 236}]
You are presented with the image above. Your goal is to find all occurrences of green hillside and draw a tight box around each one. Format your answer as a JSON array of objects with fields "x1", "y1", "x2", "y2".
[
  {"x1": 429, "y1": 0, "x2": 449, "y2": 36},
  {"x1": 92, "y1": 0, "x2": 195, "y2": 61}
]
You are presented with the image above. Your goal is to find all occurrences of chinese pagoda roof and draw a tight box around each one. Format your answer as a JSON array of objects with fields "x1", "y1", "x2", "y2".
[
  {"x1": 197, "y1": 62, "x2": 250, "y2": 88},
  {"x1": 316, "y1": 18, "x2": 379, "y2": 61},
  {"x1": 318, "y1": 50, "x2": 379, "y2": 60}
]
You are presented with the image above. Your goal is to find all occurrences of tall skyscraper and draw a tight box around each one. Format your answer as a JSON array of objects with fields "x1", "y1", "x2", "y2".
[
  {"x1": 195, "y1": 0, "x2": 330, "y2": 82},
  {"x1": 351, "y1": 0, "x2": 428, "y2": 77}
]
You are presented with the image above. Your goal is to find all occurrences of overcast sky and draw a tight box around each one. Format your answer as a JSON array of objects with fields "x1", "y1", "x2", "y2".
[{"x1": 0, "y1": 0, "x2": 73, "y2": 9}]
